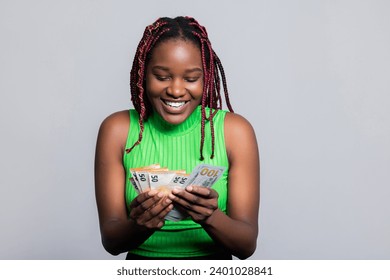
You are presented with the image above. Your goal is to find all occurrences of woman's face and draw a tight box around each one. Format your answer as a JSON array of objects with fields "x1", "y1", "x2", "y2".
[{"x1": 145, "y1": 39, "x2": 203, "y2": 125}]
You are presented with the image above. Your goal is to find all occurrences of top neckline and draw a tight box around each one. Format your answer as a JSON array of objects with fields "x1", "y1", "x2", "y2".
[{"x1": 148, "y1": 106, "x2": 202, "y2": 136}]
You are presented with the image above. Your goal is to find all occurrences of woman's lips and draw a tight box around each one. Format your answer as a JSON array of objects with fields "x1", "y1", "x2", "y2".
[{"x1": 161, "y1": 99, "x2": 189, "y2": 113}]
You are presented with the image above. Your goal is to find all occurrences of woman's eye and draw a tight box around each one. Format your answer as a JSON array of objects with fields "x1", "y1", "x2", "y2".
[
  {"x1": 185, "y1": 77, "x2": 199, "y2": 83},
  {"x1": 155, "y1": 75, "x2": 170, "y2": 81}
]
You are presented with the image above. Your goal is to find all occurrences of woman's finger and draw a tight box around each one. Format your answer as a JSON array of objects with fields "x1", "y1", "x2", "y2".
[
  {"x1": 129, "y1": 189, "x2": 158, "y2": 208},
  {"x1": 143, "y1": 203, "x2": 174, "y2": 229},
  {"x1": 184, "y1": 185, "x2": 216, "y2": 197},
  {"x1": 129, "y1": 191, "x2": 164, "y2": 218},
  {"x1": 134, "y1": 198, "x2": 173, "y2": 228},
  {"x1": 170, "y1": 188, "x2": 217, "y2": 205},
  {"x1": 169, "y1": 189, "x2": 218, "y2": 214}
]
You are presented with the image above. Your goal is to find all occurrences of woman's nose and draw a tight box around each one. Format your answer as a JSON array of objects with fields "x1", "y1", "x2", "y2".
[{"x1": 167, "y1": 78, "x2": 186, "y2": 97}]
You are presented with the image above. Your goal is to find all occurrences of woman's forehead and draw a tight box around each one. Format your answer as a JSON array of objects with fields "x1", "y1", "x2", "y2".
[{"x1": 148, "y1": 40, "x2": 202, "y2": 67}]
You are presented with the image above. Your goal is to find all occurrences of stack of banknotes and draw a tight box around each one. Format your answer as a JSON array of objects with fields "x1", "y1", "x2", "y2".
[{"x1": 130, "y1": 164, "x2": 225, "y2": 221}]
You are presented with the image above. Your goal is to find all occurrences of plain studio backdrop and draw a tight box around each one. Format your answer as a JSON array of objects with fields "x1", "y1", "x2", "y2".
[{"x1": 0, "y1": 0, "x2": 389, "y2": 260}]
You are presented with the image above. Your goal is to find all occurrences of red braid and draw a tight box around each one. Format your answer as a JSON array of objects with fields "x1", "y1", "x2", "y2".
[{"x1": 126, "y1": 20, "x2": 169, "y2": 153}]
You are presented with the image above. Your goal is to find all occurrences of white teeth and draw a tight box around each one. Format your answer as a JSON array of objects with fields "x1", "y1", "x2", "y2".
[{"x1": 164, "y1": 101, "x2": 186, "y2": 108}]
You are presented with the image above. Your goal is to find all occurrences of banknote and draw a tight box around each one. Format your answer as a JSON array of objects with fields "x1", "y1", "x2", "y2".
[
  {"x1": 148, "y1": 171, "x2": 187, "y2": 221},
  {"x1": 184, "y1": 164, "x2": 226, "y2": 188},
  {"x1": 148, "y1": 171, "x2": 177, "y2": 193},
  {"x1": 136, "y1": 167, "x2": 168, "y2": 192},
  {"x1": 130, "y1": 164, "x2": 161, "y2": 193},
  {"x1": 129, "y1": 169, "x2": 142, "y2": 192},
  {"x1": 166, "y1": 174, "x2": 190, "y2": 221},
  {"x1": 168, "y1": 174, "x2": 190, "y2": 188},
  {"x1": 129, "y1": 177, "x2": 139, "y2": 193},
  {"x1": 165, "y1": 165, "x2": 225, "y2": 221},
  {"x1": 129, "y1": 164, "x2": 225, "y2": 221}
]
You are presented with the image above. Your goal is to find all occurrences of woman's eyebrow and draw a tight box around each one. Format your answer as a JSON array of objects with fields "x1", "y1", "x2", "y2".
[
  {"x1": 185, "y1": 68, "x2": 203, "y2": 73},
  {"x1": 151, "y1": 66, "x2": 203, "y2": 73},
  {"x1": 152, "y1": 66, "x2": 170, "y2": 71}
]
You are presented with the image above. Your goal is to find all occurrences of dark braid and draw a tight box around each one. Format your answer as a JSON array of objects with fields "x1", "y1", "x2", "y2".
[{"x1": 126, "y1": 16, "x2": 234, "y2": 160}]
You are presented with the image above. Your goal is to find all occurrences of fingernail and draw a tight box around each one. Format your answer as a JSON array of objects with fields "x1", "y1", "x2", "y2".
[
  {"x1": 168, "y1": 193, "x2": 175, "y2": 200},
  {"x1": 186, "y1": 186, "x2": 193, "y2": 192},
  {"x1": 172, "y1": 189, "x2": 180, "y2": 194},
  {"x1": 157, "y1": 192, "x2": 164, "y2": 198},
  {"x1": 148, "y1": 189, "x2": 158, "y2": 196},
  {"x1": 165, "y1": 198, "x2": 172, "y2": 204}
]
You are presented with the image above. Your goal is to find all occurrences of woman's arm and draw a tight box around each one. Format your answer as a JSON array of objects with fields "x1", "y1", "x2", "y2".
[
  {"x1": 169, "y1": 112, "x2": 260, "y2": 259},
  {"x1": 94, "y1": 111, "x2": 173, "y2": 255}
]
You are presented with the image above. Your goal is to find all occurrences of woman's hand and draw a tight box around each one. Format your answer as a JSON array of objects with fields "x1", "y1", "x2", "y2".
[
  {"x1": 168, "y1": 186, "x2": 219, "y2": 224},
  {"x1": 129, "y1": 189, "x2": 173, "y2": 229}
]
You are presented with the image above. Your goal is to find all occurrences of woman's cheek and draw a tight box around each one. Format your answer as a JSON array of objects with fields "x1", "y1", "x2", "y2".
[{"x1": 187, "y1": 82, "x2": 203, "y2": 97}]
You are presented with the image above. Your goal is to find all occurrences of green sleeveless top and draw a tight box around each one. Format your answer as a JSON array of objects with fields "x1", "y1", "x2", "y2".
[{"x1": 123, "y1": 106, "x2": 229, "y2": 258}]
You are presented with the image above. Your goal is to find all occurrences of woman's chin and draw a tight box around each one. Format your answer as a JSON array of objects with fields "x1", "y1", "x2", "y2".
[{"x1": 160, "y1": 114, "x2": 188, "y2": 125}]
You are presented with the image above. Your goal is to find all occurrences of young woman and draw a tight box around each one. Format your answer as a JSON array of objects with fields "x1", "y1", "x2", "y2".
[{"x1": 95, "y1": 16, "x2": 260, "y2": 260}]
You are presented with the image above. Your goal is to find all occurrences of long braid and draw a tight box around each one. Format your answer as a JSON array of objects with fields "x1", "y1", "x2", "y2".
[
  {"x1": 191, "y1": 20, "x2": 220, "y2": 160},
  {"x1": 126, "y1": 16, "x2": 233, "y2": 160},
  {"x1": 194, "y1": 32, "x2": 210, "y2": 160},
  {"x1": 126, "y1": 20, "x2": 168, "y2": 153},
  {"x1": 214, "y1": 52, "x2": 234, "y2": 112}
]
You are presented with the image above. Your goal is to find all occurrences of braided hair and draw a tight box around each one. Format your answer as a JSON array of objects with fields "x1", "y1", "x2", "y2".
[{"x1": 126, "y1": 16, "x2": 233, "y2": 160}]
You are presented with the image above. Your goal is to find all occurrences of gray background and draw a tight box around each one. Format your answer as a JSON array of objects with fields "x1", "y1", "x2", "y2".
[{"x1": 1, "y1": 0, "x2": 389, "y2": 259}]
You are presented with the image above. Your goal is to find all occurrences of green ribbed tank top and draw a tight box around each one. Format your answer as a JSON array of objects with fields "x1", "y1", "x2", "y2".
[{"x1": 123, "y1": 106, "x2": 229, "y2": 258}]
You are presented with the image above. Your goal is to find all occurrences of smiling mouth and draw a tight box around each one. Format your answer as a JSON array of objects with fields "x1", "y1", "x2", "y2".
[{"x1": 162, "y1": 100, "x2": 188, "y2": 108}]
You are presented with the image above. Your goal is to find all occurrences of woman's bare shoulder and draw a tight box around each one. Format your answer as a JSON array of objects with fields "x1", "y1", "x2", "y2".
[
  {"x1": 99, "y1": 110, "x2": 130, "y2": 132},
  {"x1": 97, "y1": 110, "x2": 130, "y2": 152},
  {"x1": 224, "y1": 112, "x2": 258, "y2": 158},
  {"x1": 224, "y1": 112, "x2": 256, "y2": 137}
]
